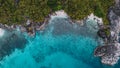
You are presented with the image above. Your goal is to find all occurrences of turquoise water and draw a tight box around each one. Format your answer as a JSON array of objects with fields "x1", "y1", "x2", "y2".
[{"x1": 0, "y1": 17, "x2": 120, "y2": 68}]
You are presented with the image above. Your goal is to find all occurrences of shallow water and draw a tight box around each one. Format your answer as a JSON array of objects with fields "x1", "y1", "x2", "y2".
[{"x1": 0, "y1": 17, "x2": 120, "y2": 68}]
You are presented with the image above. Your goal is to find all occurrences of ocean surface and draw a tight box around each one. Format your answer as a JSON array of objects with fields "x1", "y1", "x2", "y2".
[{"x1": 0, "y1": 16, "x2": 120, "y2": 68}]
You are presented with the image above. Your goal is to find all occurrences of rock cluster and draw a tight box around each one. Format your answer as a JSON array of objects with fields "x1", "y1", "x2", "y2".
[
  {"x1": 94, "y1": 43, "x2": 120, "y2": 65},
  {"x1": 0, "y1": 19, "x2": 47, "y2": 36},
  {"x1": 94, "y1": 0, "x2": 120, "y2": 65}
]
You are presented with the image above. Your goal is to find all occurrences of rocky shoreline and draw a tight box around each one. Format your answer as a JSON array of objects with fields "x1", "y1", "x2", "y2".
[
  {"x1": 94, "y1": 0, "x2": 120, "y2": 65},
  {"x1": 0, "y1": 10, "x2": 73, "y2": 36},
  {"x1": 0, "y1": 0, "x2": 120, "y2": 66},
  {"x1": 0, "y1": 18, "x2": 48, "y2": 36}
]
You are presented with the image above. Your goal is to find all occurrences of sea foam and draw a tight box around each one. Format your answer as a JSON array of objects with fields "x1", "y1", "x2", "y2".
[{"x1": 0, "y1": 28, "x2": 5, "y2": 37}]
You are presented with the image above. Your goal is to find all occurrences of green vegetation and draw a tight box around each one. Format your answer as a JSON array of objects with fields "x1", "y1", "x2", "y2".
[
  {"x1": 0, "y1": 0, "x2": 51, "y2": 25},
  {"x1": 66, "y1": 0, "x2": 114, "y2": 25},
  {"x1": 0, "y1": 0, "x2": 114, "y2": 25},
  {"x1": 105, "y1": 28, "x2": 111, "y2": 36}
]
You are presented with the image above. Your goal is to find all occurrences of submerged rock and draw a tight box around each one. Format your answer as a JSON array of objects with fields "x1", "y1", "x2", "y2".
[{"x1": 0, "y1": 30, "x2": 28, "y2": 60}]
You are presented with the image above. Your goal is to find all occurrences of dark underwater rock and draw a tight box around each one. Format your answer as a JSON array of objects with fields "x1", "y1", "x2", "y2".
[{"x1": 0, "y1": 31, "x2": 28, "y2": 60}]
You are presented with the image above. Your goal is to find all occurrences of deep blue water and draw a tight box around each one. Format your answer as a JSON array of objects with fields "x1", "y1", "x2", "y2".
[{"x1": 0, "y1": 17, "x2": 120, "y2": 68}]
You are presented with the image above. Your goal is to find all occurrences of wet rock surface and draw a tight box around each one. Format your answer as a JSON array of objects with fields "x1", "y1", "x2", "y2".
[{"x1": 94, "y1": 45, "x2": 117, "y2": 57}]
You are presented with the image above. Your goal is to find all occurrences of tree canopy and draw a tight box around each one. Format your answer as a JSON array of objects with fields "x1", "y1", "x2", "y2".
[{"x1": 0, "y1": 0, "x2": 114, "y2": 25}]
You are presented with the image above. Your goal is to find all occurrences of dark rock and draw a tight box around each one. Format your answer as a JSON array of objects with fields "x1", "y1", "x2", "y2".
[
  {"x1": 94, "y1": 44, "x2": 120, "y2": 65},
  {"x1": 94, "y1": 45, "x2": 117, "y2": 57},
  {"x1": 113, "y1": 0, "x2": 120, "y2": 16},
  {"x1": 97, "y1": 29, "x2": 109, "y2": 39}
]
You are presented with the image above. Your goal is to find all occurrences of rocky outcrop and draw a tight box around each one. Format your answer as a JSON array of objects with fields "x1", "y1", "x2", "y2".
[
  {"x1": 94, "y1": 43, "x2": 120, "y2": 65},
  {"x1": 94, "y1": 0, "x2": 120, "y2": 65}
]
